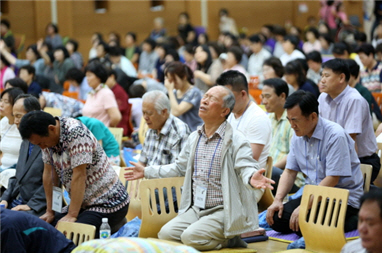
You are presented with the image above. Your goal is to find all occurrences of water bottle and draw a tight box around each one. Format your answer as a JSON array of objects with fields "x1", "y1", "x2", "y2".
[{"x1": 99, "y1": 218, "x2": 111, "y2": 239}]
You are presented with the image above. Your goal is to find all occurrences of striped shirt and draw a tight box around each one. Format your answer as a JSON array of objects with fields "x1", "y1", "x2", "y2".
[
  {"x1": 360, "y1": 61, "x2": 382, "y2": 92},
  {"x1": 193, "y1": 121, "x2": 227, "y2": 209},
  {"x1": 139, "y1": 115, "x2": 190, "y2": 166}
]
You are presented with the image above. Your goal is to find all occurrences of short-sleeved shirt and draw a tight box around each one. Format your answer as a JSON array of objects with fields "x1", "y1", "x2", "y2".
[
  {"x1": 42, "y1": 91, "x2": 84, "y2": 117},
  {"x1": 28, "y1": 81, "x2": 42, "y2": 97},
  {"x1": 318, "y1": 86, "x2": 378, "y2": 158},
  {"x1": 0, "y1": 117, "x2": 22, "y2": 169},
  {"x1": 286, "y1": 117, "x2": 363, "y2": 208},
  {"x1": 69, "y1": 77, "x2": 93, "y2": 101},
  {"x1": 360, "y1": 61, "x2": 382, "y2": 92},
  {"x1": 228, "y1": 102, "x2": 271, "y2": 167},
  {"x1": 174, "y1": 86, "x2": 203, "y2": 132},
  {"x1": 15, "y1": 58, "x2": 46, "y2": 76},
  {"x1": 248, "y1": 48, "x2": 272, "y2": 82},
  {"x1": 82, "y1": 85, "x2": 119, "y2": 127},
  {"x1": 195, "y1": 59, "x2": 223, "y2": 93},
  {"x1": 138, "y1": 51, "x2": 158, "y2": 74},
  {"x1": 111, "y1": 83, "x2": 130, "y2": 136},
  {"x1": 139, "y1": 115, "x2": 190, "y2": 166},
  {"x1": 354, "y1": 83, "x2": 372, "y2": 114},
  {"x1": 280, "y1": 49, "x2": 305, "y2": 66},
  {"x1": 41, "y1": 117, "x2": 129, "y2": 213},
  {"x1": 77, "y1": 116, "x2": 120, "y2": 157}
]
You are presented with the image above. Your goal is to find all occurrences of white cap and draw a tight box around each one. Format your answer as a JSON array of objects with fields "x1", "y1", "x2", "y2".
[{"x1": 102, "y1": 218, "x2": 108, "y2": 223}]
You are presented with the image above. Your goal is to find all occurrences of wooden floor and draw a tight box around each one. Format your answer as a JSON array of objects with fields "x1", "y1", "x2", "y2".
[{"x1": 248, "y1": 239, "x2": 290, "y2": 253}]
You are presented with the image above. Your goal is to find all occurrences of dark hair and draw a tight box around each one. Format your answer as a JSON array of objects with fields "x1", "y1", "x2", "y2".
[
  {"x1": 108, "y1": 32, "x2": 121, "y2": 45},
  {"x1": 263, "y1": 57, "x2": 284, "y2": 78},
  {"x1": 0, "y1": 19, "x2": 10, "y2": 29},
  {"x1": 375, "y1": 43, "x2": 382, "y2": 54},
  {"x1": 14, "y1": 94, "x2": 41, "y2": 112},
  {"x1": 326, "y1": 0, "x2": 335, "y2": 6},
  {"x1": 65, "y1": 68, "x2": 85, "y2": 84},
  {"x1": 179, "y1": 12, "x2": 190, "y2": 20},
  {"x1": 46, "y1": 22, "x2": 58, "y2": 33},
  {"x1": 262, "y1": 24, "x2": 274, "y2": 33},
  {"x1": 227, "y1": 46, "x2": 243, "y2": 63},
  {"x1": 19, "y1": 110, "x2": 56, "y2": 139},
  {"x1": 284, "y1": 60, "x2": 306, "y2": 86},
  {"x1": 319, "y1": 33, "x2": 333, "y2": 46},
  {"x1": 345, "y1": 59, "x2": 360, "y2": 79},
  {"x1": 66, "y1": 39, "x2": 79, "y2": 52},
  {"x1": 97, "y1": 41, "x2": 110, "y2": 54},
  {"x1": 249, "y1": 34, "x2": 262, "y2": 44},
  {"x1": 20, "y1": 65, "x2": 36, "y2": 79},
  {"x1": 306, "y1": 51, "x2": 322, "y2": 63},
  {"x1": 5, "y1": 78, "x2": 28, "y2": 93},
  {"x1": 219, "y1": 8, "x2": 229, "y2": 16},
  {"x1": 198, "y1": 33, "x2": 209, "y2": 43},
  {"x1": 262, "y1": 78, "x2": 289, "y2": 98},
  {"x1": 109, "y1": 46, "x2": 122, "y2": 57},
  {"x1": 216, "y1": 70, "x2": 249, "y2": 94},
  {"x1": 143, "y1": 38, "x2": 156, "y2": 51},
  {"x1": 0, "y1": 87, "x2": 24, "y2": 106},
  {"x1": 196, "y1": 44, "x2": 212, "y2": 73},
  {"x1": 272, "y1": 25, "x2": 287, "y2": 37},
  {"x1": 129, "y1": 84, "x2": 146, "y2": 98},
  {"x1": 294, "y1": 58, "x2": 309, "y2": 74},
  {"x1": 85, "y1": 62, "x2": 108, "y2": 83},
  {"x1": 332, "y1": 42, "x2": 351, "y2": 55},
  {"x1": 322, "y1": 58, "x2": 350, "y2": 82},
  {"x1": 356, "y1": 43, "x2": 375, "y2": 57},
  {"x1": 284, "y1": 90, "x2": 319, "y2": 117},
  {"x1": 208, "y1": 41, "x2": 224, "y2": 58},
  {"x1": 93, "y1": 32, "x2": 104, "y2": 43},
  {"x1": 184, "y1": 44, "x2": 195, "y2": 55},
  {"x1": 305, "y1": 27, "x2": 319, "y2": 40},
  {"x1": 165, "y1": 49, "x2": 180, "y2": 62},
  {"x1": 54, "y1": 45, "x2": 70, "y2": 59},
  {"x1": 164, "y1": 61, "x2": 194, "y2": 85},
  {"x1": 126, "y1": 32, "x2": 137, "y2": 42},
  {"x1": 360, "y1": 189, "x2": 382, "y2": 217},
  {"x1": 0, "y1": 54, "x2": 11, "y2": 67},
  {"x1": 354, "y1": 31, "x2": 367, "y2": 43},
  {"x1": 26, "y1": 44, "x2": 41, "y2": 59},
  {"x1": 42, "y1": 41, "x2": 53, "y2": 52},
  {"x1": 284, "y1": 35, "x2": 299, "y2": 49},
  {"x1": 108, "y1": 69, "x2": 118, "y2": 80}
]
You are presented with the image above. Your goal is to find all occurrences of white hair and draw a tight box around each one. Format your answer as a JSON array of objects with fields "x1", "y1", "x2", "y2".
[{"x1": 142, "y1": 90, "x2": 170, "y2": 114}]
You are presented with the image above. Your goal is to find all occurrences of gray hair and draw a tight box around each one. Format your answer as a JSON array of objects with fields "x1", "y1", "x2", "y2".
[
  {"x1": 219, "y1": 85, "x2": 235, "y2": 119},
  {"x1": 142, "y1": 90, "x2": 170, "y2": 114},
  {"x1": 14, "y1": 94, "x2": 41, "y2": 112}
]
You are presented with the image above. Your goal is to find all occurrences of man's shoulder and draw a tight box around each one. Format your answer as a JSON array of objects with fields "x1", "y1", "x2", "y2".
[
  {"x1": 341, "y1": 238, "x2": 366, "y2": 253},
  {"x1": 168, "y1": 115, "x2": 191, "y2": 135}
]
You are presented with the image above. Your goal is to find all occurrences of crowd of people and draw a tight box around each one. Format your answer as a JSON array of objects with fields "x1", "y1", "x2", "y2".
[{"x1": 0, "y1": 0, "x2": 382, "y2": 253}]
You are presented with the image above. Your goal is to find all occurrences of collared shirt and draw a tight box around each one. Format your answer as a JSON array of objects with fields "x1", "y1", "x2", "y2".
[
  {"x1": 360, "y1": 61, "x2": 382, "y2": 92},
  {"x1": 193, "y1": 121, "x2": 227, "y2": 209},
  {"x1": 268, "y1": 110, "x2": 293, "y2": 165},
  {"x1": 41, "y1": 117, "x2": 129, "y2": 213},
  {"x1": 286, "y1": 117, "x2": 363, "y2": 208},
  {"x1": 306, "y1": 67, "x2": 322, "y2": 86},
  {"x1": 43, "y1": 91, "x2": 84, "y2": 118},
  {"x1": 319, "y1": 85, "x2": 377, "y2": 158},
  {"x1": 139, "y1": 115, "x2": 190, "y2": 166}
]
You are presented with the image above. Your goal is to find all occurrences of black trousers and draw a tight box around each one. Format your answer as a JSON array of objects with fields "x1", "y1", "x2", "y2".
[
  {"x1": 359, "y1": 153, "x2": 381, "y2": 183},
  {"x1": 52, "y1": 203, "x2": 129, "y2": 238},
  {"x1": 271, "y1": 196, "x2": 359, "y2": 237}
]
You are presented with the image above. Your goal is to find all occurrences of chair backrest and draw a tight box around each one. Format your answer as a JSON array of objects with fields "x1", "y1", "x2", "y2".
[
  {"x1": 138, "y1": 177, "x2": 185, "y2": 238},
  {"x1": 109, "y1": 127, "x2": 124, "y2": 149},
  {"x1": 57, "y1": 221, "x2": 96, "y2": 246},
  {"x1": 299, "y1": 185, "x2": 349, "y2": 253},
  {"x1": 258, "y1": 156, "x2": 274, "y2": 212},
  {"x1": 360, "y1": 164, "x2": 373, "y2": 192},
  {"x1": 44, "y1": 107, "x2": 62, "y2": 117},
  {"x1": 118, "y1": 167, "x2": 143, "y2": 221},
  {"x1": 63, "y1": 91, "x2": 79, "y2": 100},
  {"x1": 138, "y1": 117, "x2": 148, "y2": 145},
  {"x1": 374, "y1": 142, "x2": 382, "y2": 187},
  {"x1": 372, "y1": 92, "x2": 382, "y2": 112},
  {"x1": 249, "y1": 89, "x2": 262, "y2": 105}
]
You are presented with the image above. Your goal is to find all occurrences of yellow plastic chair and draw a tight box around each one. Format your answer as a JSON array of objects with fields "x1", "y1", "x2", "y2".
[
  {"x1": 258, "y1": 156, "x2": 274, "y2": 212},
  {"x1": 118, "y1": 167, "x2": 143, "y2": 221},
  {"x1": 374, "y1": 142, "x2": 382, "y2": 188},
  {"x1": 278, "y1": 185, "x2": 349, "y2": 253},
  {"x1": 44, "y1": 107, "x2": 62, "y2": 117},
  {"x1": 138, "y1": 177, "x2": 185, "y2": 238},
  {"x1": 109, "y1": 127, "x2": 123, "y2": 149},
  {"x1": 138, "y1": 117, "x2": 148, "y2": 145},
  {"x1": 360, "y1": 164, "x2": 373, "y2": 192},
  {"x1": 56, "y1": 221, "x2": 96, "y2": 246}
]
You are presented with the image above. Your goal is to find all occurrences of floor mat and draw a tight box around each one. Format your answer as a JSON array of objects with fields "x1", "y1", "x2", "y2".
[{"x1": 266, "y1": 229, "x2": 359, "y2": 243}]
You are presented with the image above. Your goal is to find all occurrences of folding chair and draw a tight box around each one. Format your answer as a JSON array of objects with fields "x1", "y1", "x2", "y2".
[{"x1": 57, "y1": 221, "x2": 96, "y2": 246}]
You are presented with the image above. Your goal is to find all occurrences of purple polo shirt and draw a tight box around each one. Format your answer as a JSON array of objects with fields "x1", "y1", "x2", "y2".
[
  {"x1": 318, "y1": 85, "x2": 378, "y2": 158},
  {"x1": 286, "y1": 117, "x2": 363, "y2": 209}
]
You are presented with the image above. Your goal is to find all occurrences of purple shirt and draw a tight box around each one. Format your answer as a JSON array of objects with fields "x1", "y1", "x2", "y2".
[
  {"x1": 318, "y1": 86, "x2": 377, "y2": 158},
  {"x1": 286, "y1": 117, "x2": 363, "y2": 208}
]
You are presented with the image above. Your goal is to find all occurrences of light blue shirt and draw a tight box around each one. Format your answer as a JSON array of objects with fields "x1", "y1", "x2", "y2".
[
  {"x1": 318, "y1": 85, "x2": 377, "y2": 158},
  {"x1": 69, "y1": 77, "x2": 92, "y2": 101},
  {"x1": 286, "y1": 117, "x2": 363, "y2": 208}
]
